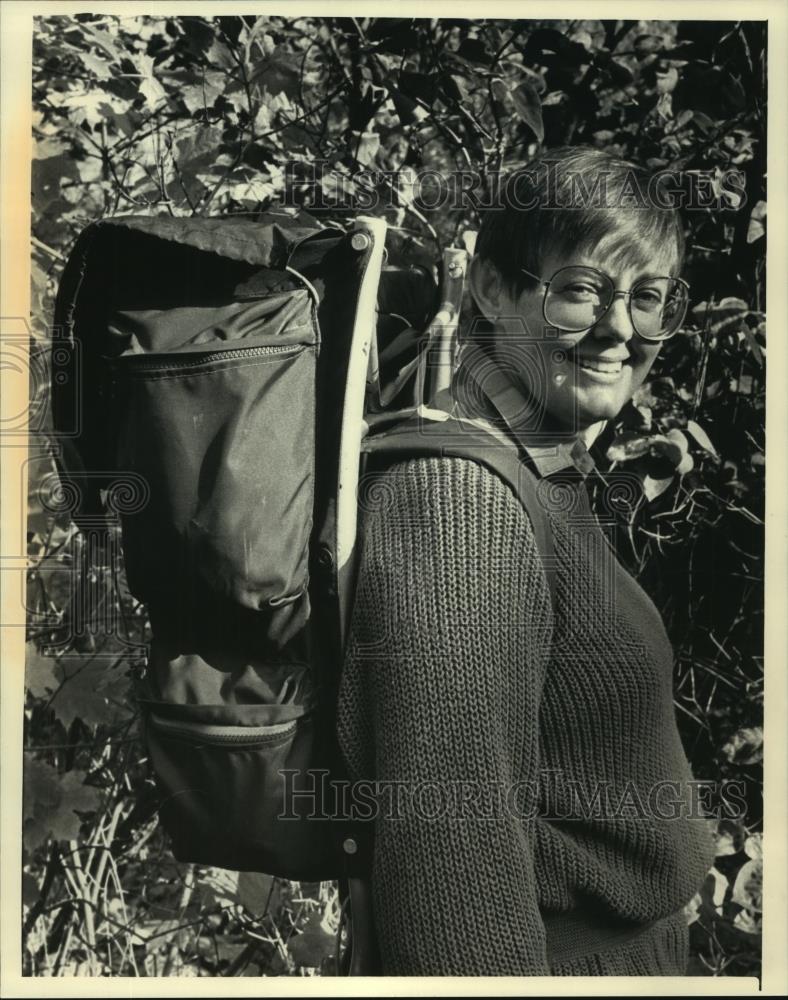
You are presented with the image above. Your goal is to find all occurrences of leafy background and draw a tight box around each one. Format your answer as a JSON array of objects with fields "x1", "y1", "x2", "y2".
[{"x1": 26, "y1": 15, "x2": 764, "y2": 976}]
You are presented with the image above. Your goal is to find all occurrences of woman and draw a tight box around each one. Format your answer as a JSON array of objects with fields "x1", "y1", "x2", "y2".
[{"x1": 336, "y1": 147, "x2": 717, "y2": 975}]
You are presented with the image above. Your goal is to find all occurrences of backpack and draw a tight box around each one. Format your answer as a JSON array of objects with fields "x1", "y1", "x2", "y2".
[{"x1": 50, "y1": 212, "x2": 556, "y2": 964}]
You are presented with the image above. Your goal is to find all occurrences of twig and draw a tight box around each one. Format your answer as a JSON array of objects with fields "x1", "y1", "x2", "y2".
[
  {"x1": 31, "y1": 235, "x2": 66, "y2": 262},
  {"x1": 52, "y1": 912, "x2": 75, "y2": 976},
  {"x1": 162, "y1": 863, "x2": 196, "y2": 975},
  {"x1": 67, "y1": 839, "x2": 98, "y2": 973},
  {"x1": 22, "y1": 843, "x2": 63, "y2": 946}
]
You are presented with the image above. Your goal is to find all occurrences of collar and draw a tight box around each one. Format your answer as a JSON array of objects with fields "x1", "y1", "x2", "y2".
[{"x1": 451, "y1": 345, "x2": 598, "y2": 479}]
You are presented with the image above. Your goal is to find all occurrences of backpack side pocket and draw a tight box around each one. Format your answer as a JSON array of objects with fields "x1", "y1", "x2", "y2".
[{"x1": 143, "y1": 704, "x2": 334, "y2": 878}]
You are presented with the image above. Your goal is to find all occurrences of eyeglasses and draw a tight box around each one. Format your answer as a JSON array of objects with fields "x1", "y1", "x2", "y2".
[{"x1": 520, "y1": 265, "x2": 690, "y2": 341}]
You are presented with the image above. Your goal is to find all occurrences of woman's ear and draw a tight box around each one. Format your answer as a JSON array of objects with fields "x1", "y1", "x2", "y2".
[{"x1": 469, "y1": 256, "x2": 510, "y2": 321}]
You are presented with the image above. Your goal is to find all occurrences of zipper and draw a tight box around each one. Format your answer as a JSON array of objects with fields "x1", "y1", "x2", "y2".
[
  {"x1": 150, "y1": 712, "x2": 298, "y2": 746},
  {"x1": 112, "y1": 343, "x2": 301, "y2": 374}
]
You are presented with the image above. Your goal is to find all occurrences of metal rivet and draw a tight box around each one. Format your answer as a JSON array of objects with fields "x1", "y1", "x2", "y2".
[
  {"x1": 350, "y1": 232, "x2": 371, "y2": 252},
  {"x1": 343, "y1": 837, "x2": 358, "y2": 855}
]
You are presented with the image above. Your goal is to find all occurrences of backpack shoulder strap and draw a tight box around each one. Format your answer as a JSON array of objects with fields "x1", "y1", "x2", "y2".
[{"x1": 362, "y1": 415, "x2": 556, "y2": 610}]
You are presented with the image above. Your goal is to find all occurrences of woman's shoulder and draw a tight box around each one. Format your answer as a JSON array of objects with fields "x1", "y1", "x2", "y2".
[
  {"x1": 361, "y1": 453, "x2": 527, "y2": 519},
  {"x1": 350, "y1": 452, "x2": 554, "y2": 657},
  {"x1": 358, "y1": 453, "x2": 544, "y2": 563}
]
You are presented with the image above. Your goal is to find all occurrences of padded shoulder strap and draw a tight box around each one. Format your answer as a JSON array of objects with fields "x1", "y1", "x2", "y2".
[{"x1": 362, "y1": 416, "x2": 556, "y2": 610}]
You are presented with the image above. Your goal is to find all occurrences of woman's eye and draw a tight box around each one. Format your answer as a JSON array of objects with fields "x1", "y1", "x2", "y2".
[
  {"x1": 561, "y1": 283, "x2": 599, "y2": 298},
  {"x1": 633, "y1": 288, "x2": 664, "y2": 309}
]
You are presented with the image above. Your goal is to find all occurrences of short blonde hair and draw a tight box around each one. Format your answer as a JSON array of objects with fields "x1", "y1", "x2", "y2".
[{"x1": 474, "y1": 146, "x2": 686, "y2": 298}]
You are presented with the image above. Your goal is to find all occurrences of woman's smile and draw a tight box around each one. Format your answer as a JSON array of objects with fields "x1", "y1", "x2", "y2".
[{"x1": 571, "y1": 351, "x2": 630, "y2": 382}]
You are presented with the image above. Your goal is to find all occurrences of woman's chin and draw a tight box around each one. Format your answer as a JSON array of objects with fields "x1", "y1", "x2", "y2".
[{"x1": 549, "y1": 376, "x2": 630, "y2": 428}]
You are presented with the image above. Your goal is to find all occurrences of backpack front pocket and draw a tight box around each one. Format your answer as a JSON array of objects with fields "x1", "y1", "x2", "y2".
[{"x1": 108, "y1": 291, "x2": 318, "y2": 642}]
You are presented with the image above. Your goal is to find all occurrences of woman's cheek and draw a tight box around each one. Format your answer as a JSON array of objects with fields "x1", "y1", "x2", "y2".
[{"x1": 630, "y1": 343, "x2": 662, "y2": 392}]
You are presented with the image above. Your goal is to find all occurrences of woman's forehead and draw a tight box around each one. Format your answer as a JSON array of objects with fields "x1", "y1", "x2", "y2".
[{"x1": 542, "y1": 231, "x2": 679, "y2": 279}]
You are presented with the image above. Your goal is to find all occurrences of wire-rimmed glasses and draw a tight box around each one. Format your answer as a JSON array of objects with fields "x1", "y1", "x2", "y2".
[{"x1": 520, "y1": 265, "x2": 690, "y2": 341}]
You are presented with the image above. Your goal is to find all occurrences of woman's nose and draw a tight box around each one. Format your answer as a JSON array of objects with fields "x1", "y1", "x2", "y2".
[{"x1": 594, "y1": 292, "x2": 635, "y2": 342}]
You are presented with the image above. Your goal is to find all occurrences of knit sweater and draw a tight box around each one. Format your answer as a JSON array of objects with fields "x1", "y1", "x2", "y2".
[{"x1": 336, "y1": 454, "x2": 716, "y2": 976}]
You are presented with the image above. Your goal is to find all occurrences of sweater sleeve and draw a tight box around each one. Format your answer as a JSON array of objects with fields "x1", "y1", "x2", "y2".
[{"x1": 342, "y1": 457, "x2": 554, "y2": 975}]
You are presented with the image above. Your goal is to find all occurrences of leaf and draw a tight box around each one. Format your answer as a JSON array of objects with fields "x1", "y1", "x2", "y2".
[
  {"x1": 721, "y1": 726, "x2": 763, "y2": 765},
  {"x1": 570, "y1": 29, "x2": 594, "y2": 51},
  {"x1": 25, "y1": 644, "x2": 59, "y2": 698},
  {"x1": 134, "y1": 918, "x2": 185, "y2": 948},
  {"x1": 22, "y1": 872, "x2": 40, "y2": 909},
  {"x1": 634, "y1": 33, "x2": 665, "y2": 56},
  {"x1": 458, "y1": 36, "x2": 492, "y2": 64},
  {"x1": 76, "y1": 50, "x2": 113, "y2": 81},
  {"x1": 511, "y1": 81, "x2": 544, "y2": 143},
  {"x1": 684, "y1": 893, "x2": 702, "y2": 925},
  {"x1": 642, "y1": 473, "x2": 674, "y2": 502},
  {"x1": 691, "y1": 297, "x2": 750, "y2": 338},
  {"x1": 80, "y1": 23, "x2": 120, "y2": 61},
  {"x1": 733, "y1": 908, "x2": 762, "y2": 935},
  {"x1": 200, "y1": 867, "x2": 240, "y2": 910},
  {"x1": 742, "y1": 324, "x2": 764, "y2": 365},
  {"x1": 608, "y1": 61, "x2": 634, "y2": 87},
  {"x1": 490, "y1": 76, "x2": 508, "y2": 108},
  {"x1": 288, "y1": 909, "x2": 336, "y2": 969},
  {"x1": 31, "y1": 155, "x2": 80, "y2": 213},
  {"x1": 442, "y1": 74, "x2": 469, "y2": 103},
  {"x1": 213, "y1": 939, "x2": 249, "y2": 966},
  {"x1": 524, "y1": 27, "x2": 576, "y2": 62},
  {"x1": 60, "y1": 89, "x2": 130, "y2": 127},
  {"x1": 686, "y1": 420, "x2": 719, "y2": 457},
  {"x1": 692, "y1": 111, "x2": 715, "y2": 134},
  {"x1": 610, "y1": 430, "x2": 689, "y2": 471},
  {"x1": 173, "y1": 124, "x2": 225, "y2": 198},
  {"x1": 207, "y1": 37, "x2": 237, "y2": 71},
  {"x1": 714, "y1": 819, "x2": 745, "y2": 857},
  {"x1": 664, "y1": 427, "x2": 689, "y2": 448},
  {"x1": 706, "y1": 866, "x2": 729, "y2": 910},
  {"x1": 519, "y1": 66, "x2": 548, "y2": 95},
  {"x1": 656, "y1": 66, "x2": 679, "y2": 94},
  {"x1": 199, "y1": 868, "x2": 278, "y2": 917},
  {"x1": 606, "y1": 432, "x2": 651, "y2": 462},
  {"x1": 744, "y1": 833, "x2": 763, "y2": 861},
  {"x1": 251, "y1": 51, "x2": 301, "y2": 100},
  {"x1": 32, "y1": 134, "x2": 70, "y2": 160},
  {"x1": 181, "y1": 71, "x2": 226, "y2": 114},
  {"x1": 223, "y1": 169, "x2": 282, "y2": 206},
  {"x1": 542, "y1": 90, "x2": 568, "y2": 107},
  {"x1": 23, "y1": 760, "x2": 100, "y2": 851},
  {"x1": 388, "y1": 87, "x2": 429, "y2": 125},
  {"x1": 731, "y1": 858, "x2": 762, "y2": 912},
  {"x1": 658, "y1": 429, "x2": 693, "y2": 474},
  {"x1": 351, "y1": 130, "x2": 380, "y2": 167},
  {"x1": 47, "y1": 655, "x2": 131, "y2": 729},
  {"x1": 134, "y1": 53, "x2": 168, "y2": 110},
  {"x1": 237, "y1": 871, "x2": 276, "y2": 915},
  {"x1": 397, "y1": 70, "x2": 438, "y2": 106},
  {"x1": 747, "y1": 200, "x2": 766, "y2": 243}
]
